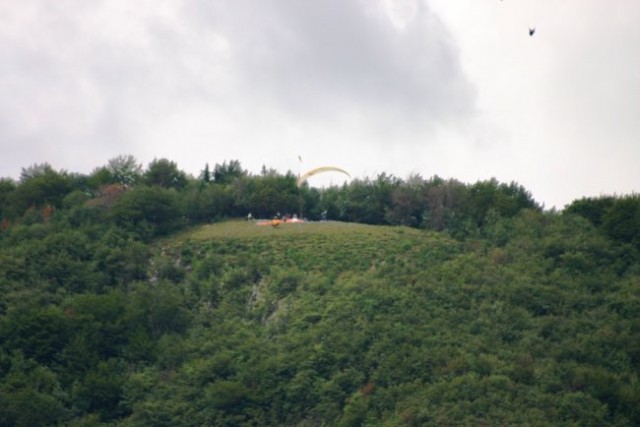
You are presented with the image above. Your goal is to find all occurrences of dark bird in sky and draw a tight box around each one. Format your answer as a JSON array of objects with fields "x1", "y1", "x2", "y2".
[{"x1": 529, "y1": 27, "x2": 536, "y2": 36}]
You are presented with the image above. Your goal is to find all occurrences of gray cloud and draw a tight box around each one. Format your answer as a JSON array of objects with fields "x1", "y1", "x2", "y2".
[
  {"x1": 0, "y1": 0, "x2": 476, "y2": 178},
  {"x1": 198, "y1": 0, "x2": 475, "y2": 128},
  {"x1": 4, "y1": 0, "x2": 635, "y2": 208}
]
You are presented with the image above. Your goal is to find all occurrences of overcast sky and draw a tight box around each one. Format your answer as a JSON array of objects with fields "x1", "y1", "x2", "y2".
[{"x1": 1, "y1": 0, "x2": 638, "y2": 208}]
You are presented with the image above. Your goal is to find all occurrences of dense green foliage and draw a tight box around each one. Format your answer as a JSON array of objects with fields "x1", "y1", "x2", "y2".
[
  {"x1": 0, "y1": 158, "x2": 541, "y2": 237},
  {"x1": 0, "y1": 157, "x2": 639, "y2": 425}
]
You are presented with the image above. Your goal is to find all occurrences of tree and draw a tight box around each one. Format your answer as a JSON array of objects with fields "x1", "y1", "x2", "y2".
[
  {"x1": 201, "y1": 163, "x2": 211, "y2": 185},
  {"x1": 0, "y1": 357, "x2": 67, "y2": 426},
  {"x1": 385, "y1": 175, "x2": 427, "y2": 227},
  {"x1": 565, "y1": 196, "x2": 616, "y2": 227},
  {"x1": 602, "y1": 195, "x2": 640, "y2": 248},
  {"x1": 0, "y1": 178, "x2": 16, "y2": 219},
  {"x1": 6, "y1": 165, "x2": 72, "y2": 218},
  {"x1": 0, "y1": 306, "x2": 70, "y2": 364},
  {"x1": 234, "y1": 173, "x2": 299, "y2": 218},
  {"x1": 144, "y1": 158, "x2": 187, "y2": 189},
  {"x1": 87, "y1": 166, "x2": 114, "y2": 190},
  {"x1": 421, "y1": 177, "x2": 465, "y2": 231},
  {"x1": 110, "y1": 186, "x2": 182, "y2": 239},
  {"x1": 463, "y1": 179, "x2": 538, "y2": 229},
  {"x1": 72, "y1": 360, "x2": 128, "y2": 421},
  {"x1": 95, "y1": 229, "x2": 149, "y2": 285},
  {"x1": 19, "y1": 163, "x2": 54, "y2": 182},
  {"x1": 341, "y1": 174, "x2": 400, "y2": 225},
  {"x1": 183, "y1": 184, "x2": 234, "y2": 222},
  {"x1": 214, "y1": 160, "x2": 245, "y2": 184},
  {"x1": 299, "y1": 186, "x2": 322, "y2": 220},
  {"x1": 107, "y1": 155, "x2": 142, "y2": 187}
]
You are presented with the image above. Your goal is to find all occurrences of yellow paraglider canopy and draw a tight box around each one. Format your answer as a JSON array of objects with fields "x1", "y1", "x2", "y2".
[{"x1": 297, "y1": 166, "x2": 351, "y2": 187}]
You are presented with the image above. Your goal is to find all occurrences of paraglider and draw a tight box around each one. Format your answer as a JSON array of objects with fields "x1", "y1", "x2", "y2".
[
  {"x1": 252, "y1": 165, "x2": 350, "y2": 225},
  {"x1": 529, "y1": 27, "x2": 535, "y2": 36},
  {"x1": 296, "y1": 166, "x2": 351, "y2": 188}
]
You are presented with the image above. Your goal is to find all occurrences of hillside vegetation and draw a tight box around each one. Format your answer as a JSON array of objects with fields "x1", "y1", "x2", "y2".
[{"x1": 1, "y1": 158, "x2": 639, "y2": 425}]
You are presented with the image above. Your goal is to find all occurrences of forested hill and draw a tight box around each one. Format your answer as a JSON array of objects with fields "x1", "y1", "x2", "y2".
[{"x1": 1, "y1": 158, "x2": 639, "y2": 425}]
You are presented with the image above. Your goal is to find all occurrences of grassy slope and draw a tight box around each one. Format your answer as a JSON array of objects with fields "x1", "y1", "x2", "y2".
[
  {"x1": 132, "y1": 219, "x2": 638, "y2": 426},
  {"x1": 170, "y1": 219, "x2": 455, "y2": 274}
]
